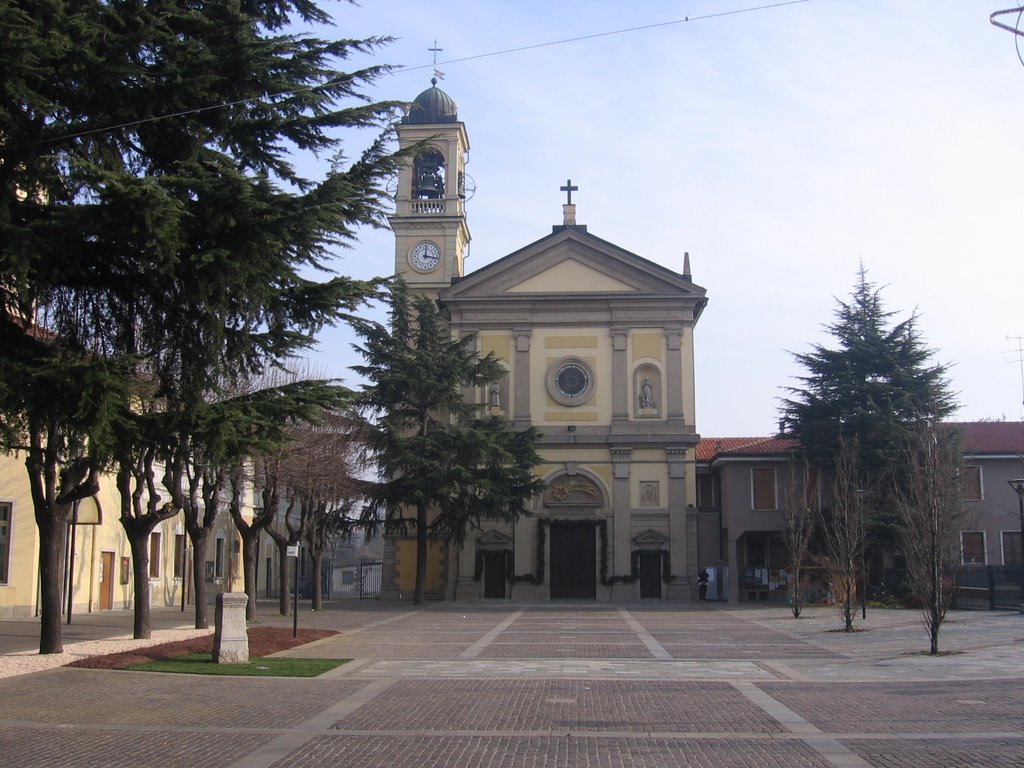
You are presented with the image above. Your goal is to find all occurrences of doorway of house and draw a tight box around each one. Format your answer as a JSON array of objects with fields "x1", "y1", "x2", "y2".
[{"x1": 99, "y1": 551, "x2": 114, "y2": 610}]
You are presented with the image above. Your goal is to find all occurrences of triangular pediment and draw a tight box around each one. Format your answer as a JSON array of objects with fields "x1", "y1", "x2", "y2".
[
  {"x1": 477, "y1": 529, "x2": 513, "y2": 547},
  {"x1": 442, "y1": 227, "x2": 706, "y2": 302},
  {"x1": 507, "y1": 257, "x2": 638, "y2": 294},
  {"x1": 633, "y1": 528, "x2": 669, "y2": 546}
]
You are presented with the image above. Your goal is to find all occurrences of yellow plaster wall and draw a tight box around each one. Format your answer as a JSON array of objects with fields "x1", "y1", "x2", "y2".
[
  {"x1": 480, "y1": 332, "x2": 512, "y2": 363},
  {"x1": 533, "y1": 329, "x2": 613, "y2": 425},
  {"x1": 631, "y1": 332, "x2": 663, "y2": 363},
  {"x1": 395, "y1": 539, "x2": 445, "y2": 593},
  {"x1": 507, "y1": 259, "x2": 637, "y2": 293}
]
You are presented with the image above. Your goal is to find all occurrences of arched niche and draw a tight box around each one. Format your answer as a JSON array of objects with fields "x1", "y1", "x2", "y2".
[{"x1": 634, "y1": 363, "x2": 661, "y2": 418}]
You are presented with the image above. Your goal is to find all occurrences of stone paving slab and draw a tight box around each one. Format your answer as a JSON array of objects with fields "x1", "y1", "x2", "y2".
[
  {"x1": 760, "y1": 678, "x2": 1024, "y2": 734},
  {"x1": 268, "y1": 734, "x2": 834, "y2": 768},
  {"x1": 842, "y1": 737, "x2": 1024, "y2": 768},
  {"x1": 0, "y1": 727, "x2": 279, "y2": 768},
  {"x1": 3, "y1": 602, "x2": 1024, "y2": 768},
  {"x1": 329, "y1": 679, "x2": 785, "y2": 734},
  {"x1": 340, "y1": 658, "x2": 775, "y2": 680}
]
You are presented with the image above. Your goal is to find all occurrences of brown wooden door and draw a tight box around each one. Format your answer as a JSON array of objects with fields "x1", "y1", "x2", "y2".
[
  {"x1": 549, "y1": 523, "x2": 596, "y2": 599},
  {"x1": 99, "y1": 551, "x2": 114, "y2": 610},
  {"x1": 638, "y1": 552, "x2": 662, "y2": 599},
  {"x1": 483, "y1": 552, "x2": 506, "y2": 599}
]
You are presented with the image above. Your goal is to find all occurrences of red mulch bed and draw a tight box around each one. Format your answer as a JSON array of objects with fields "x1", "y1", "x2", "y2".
[{"x1": 67, "y1": 627, "x2": 337, "y2": 670}]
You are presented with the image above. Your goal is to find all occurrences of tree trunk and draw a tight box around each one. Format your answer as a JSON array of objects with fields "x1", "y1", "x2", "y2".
[
  {"x1": 790, "y1": 566, "x2": 803, "y2": 618},
  {"x1": 189, "y1": 532, "x2": 210, "y2": 628},
  {"x1": 36, "y1": 512, "x2": 67, "y2": 654},
  {"x1": 311, "y1": 550, "x2": 323, "y2": 611},
  {"x1": 240, "y1": 530, "x2": 260, "y2": 621},
  {"x1": 127, "y1": 531, "x2": 152, "y2": 639},
  {"x1": 414, "y1": 502, "x2": 427, "y2": 605}
]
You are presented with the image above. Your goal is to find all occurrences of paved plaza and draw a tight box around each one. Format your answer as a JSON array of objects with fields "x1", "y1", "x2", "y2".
[{"x1": 1, "y1": 601, "x2": 1023, "y2": 767}]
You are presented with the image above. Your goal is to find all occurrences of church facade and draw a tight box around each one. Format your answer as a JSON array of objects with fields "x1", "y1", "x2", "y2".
[{"x1": 383, "y1": 81, "x2": 708, "y2": 601}]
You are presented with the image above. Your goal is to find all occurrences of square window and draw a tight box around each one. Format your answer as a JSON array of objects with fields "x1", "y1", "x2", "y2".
[
  {"x1": 961, "y1": 466, "x2": 982, "y2": 501},
  {"x1": 149, "y1": 532, "x2": 161, "y2": 579},
  {"x1": 751, "y1": 468, "x2": 777, "y2": 511},
  {"x1": 173, "y1": 533, "x2": 185, "y2": 579},
  {"x1": 1003, "y1": 531, "x2": 1022, "y2": 566},
  {"x1": 0, "y1": 502, "x2": 10, "y2": 584},
  {"x1": 961, "y1": 531, "x2": 986, "y2": 565},
  {"x1": 696, "y1": 475, "x2": 715, "y2": 507}
]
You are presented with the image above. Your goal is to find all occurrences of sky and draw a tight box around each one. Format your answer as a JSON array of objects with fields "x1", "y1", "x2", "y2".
[{"x1": 299, "y1": 0, "x2": 1024, "y2": 437}]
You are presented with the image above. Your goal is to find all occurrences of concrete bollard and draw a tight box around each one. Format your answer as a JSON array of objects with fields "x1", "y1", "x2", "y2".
[{"x1": 213, "y1": 592, "x2": 250, "y2": 664}]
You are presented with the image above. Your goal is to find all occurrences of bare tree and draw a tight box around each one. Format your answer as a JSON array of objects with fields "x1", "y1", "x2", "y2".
[
  {"x1": 893, "y1": 422, "x2": 966, "y2": 655},
  {"x1": 781, "y1": 454, "x2": 818, "y2": 618},
  {"x1": 820, "y1": 435, "x2": 866, "y2": 632},
  {"x1": 286, "y1": 410, "x2": 365, "y2": 611}
]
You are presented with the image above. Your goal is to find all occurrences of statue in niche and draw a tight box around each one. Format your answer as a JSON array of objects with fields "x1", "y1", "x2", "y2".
[
  {"x1": 639, "y1": 377, "x2": 655, "y2": 409},
  {"x1": 489, "y1": 383, "x2": 501, "y2": 409}
]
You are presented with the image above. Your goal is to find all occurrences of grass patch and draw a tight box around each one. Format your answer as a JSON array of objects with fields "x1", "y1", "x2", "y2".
[{"x1": 125, "y1": 653, "x2": 348, "y2": 677}]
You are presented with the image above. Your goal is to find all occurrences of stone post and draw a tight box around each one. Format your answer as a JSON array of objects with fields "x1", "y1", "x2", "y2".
[{"x1": 213, "y1": 592, "x2": 249, "y2": 664}]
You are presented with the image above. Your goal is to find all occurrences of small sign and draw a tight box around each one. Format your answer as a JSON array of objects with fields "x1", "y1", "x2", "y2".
[{"x1": 287, "y1": 544, "x2": 299, "y2": 558}]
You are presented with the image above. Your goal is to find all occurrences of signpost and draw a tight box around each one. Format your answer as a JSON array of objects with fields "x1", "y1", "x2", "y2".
[{"x1": 287, "y1": 544, "x2": 299, "y2": 638}]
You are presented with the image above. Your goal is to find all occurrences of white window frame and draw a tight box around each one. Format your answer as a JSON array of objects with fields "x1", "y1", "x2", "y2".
[
  {"x1": 960, "y1": 530, "x2": 986, "y2": 565},
  {"x1": 1001, "y1": 530, "x2": 1022, "y2": 566}
]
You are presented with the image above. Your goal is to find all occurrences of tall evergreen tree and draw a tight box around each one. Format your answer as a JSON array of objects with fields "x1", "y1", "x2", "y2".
[
  {"x1": 781, "y1": 266, "x2": 956, "y2": 555},
  {"x1": 781, "y1": 266, "x2": 956, "y2": 472},
  {"x1": 352, "y1": 283, "x2": 544, "y2": 605},
  {"x1": 1, "y1": 0, "x2": 401, "y2": 651}
]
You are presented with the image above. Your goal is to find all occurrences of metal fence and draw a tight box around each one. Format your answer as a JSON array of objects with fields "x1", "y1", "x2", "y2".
[
  {"x1": 359, "y1": 559, "x2": 383, "y2": 599},
  {"x1": 955, "y1": 565, "x2": 1023, "y2": 610}
]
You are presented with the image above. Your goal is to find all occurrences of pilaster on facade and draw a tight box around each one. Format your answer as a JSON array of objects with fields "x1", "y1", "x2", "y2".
[
  {"x1": 664, "y1": 327, "x2": 685, "y2": 425},
  {"x1": 512, "y1": 329, "x2": 532, "y2": 426},
  {"x1": 610, "y1": 328, "x2": 630, "y2": 422}
]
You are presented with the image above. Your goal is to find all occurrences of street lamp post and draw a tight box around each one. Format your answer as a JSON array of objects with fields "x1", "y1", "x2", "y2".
[{"x1": 1008, "y1": 478, "x2": 1024, "y2": 609}]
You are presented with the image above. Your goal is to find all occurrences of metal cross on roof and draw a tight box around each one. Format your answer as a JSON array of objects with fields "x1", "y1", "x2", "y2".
[
  {"x1": 429, "y1": 40, "x2": 443, "y2": 66},
  {"x1": 560, "y1": 179, "x2": 578, "y2": 205}
]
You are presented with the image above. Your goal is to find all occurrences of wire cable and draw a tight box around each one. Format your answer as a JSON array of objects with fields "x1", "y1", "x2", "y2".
[{"x1": 9, "y1": 1, "x2": 813, "y2": 149}]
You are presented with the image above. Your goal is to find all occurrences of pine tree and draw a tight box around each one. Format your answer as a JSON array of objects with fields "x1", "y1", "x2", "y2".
[
  {"x1": 1, "y1": 0, "x2": 401, "y2": 651},
  {"x1": 352, "y1": 283, "x2": 544, "y2": 605},
  {"x1": 782, "y1": 266, "x2": 956, "y2": 467},
  {"x1": 781, "y1": 265, "x2": 956, "y2": 551}
]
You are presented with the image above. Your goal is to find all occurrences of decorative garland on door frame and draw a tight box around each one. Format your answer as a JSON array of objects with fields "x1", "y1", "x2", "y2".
[{"x1": 472, "y1": 518, "x2": 675, "y2": 586}]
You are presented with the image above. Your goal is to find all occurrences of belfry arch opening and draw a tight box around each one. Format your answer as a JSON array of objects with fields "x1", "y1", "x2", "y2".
[{"x1": 412, "y1": 149, "x2": 446, "y2": 199}]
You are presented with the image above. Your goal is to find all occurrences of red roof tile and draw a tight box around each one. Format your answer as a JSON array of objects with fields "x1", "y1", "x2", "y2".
[
  {"x1": 948, "y1": 421, "x2": 1024, "y2": 455},
  {"x1": 697, "y1": 422, "x2": 1024, "y2": 462}
]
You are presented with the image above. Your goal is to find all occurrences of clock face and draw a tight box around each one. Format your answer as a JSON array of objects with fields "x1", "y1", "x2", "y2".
[{"x1": 409, "y1": 241, "x2": 441, "y2": 272}]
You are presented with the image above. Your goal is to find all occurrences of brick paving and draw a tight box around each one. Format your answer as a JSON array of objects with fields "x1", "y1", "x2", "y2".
[{"x1": 1, "y1": 602, "x2": 1023, "y2": 767}]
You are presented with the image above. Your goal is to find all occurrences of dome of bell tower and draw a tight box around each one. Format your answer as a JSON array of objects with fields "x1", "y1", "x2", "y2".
[{"x1": 404, "y1": 79, "x2": 459, "y2": 124}]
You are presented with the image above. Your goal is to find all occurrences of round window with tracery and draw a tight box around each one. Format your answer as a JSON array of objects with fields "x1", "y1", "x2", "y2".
[{"x1": 546, "y1": 358, "x2": 596, "y2": 406}]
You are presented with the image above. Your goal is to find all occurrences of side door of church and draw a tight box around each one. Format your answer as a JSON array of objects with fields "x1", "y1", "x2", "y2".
[{"x1": 483, "y1": 551, "x2": 506, "y2": 599}]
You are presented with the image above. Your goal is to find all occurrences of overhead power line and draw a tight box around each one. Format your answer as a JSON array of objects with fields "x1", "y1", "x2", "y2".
[{"x1": 14, "y1": 1, "x2": 813, "y2": 149}]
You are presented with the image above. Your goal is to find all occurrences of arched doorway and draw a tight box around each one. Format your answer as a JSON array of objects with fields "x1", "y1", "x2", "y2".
[{"x1": 544, "y1": 473, "x2": 606, "y2": 600}]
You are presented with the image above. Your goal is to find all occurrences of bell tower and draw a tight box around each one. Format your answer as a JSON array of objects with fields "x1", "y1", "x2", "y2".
[{"x1": 389, "y1": 78, "x2": 471, "y2": 294}]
